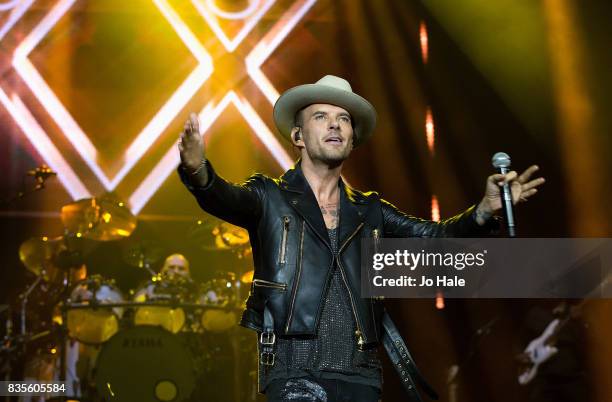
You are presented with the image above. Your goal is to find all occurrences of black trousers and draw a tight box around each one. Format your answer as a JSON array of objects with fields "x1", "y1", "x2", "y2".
[{"x1": 265, "y1": 377, "x2": 380, "y2": 402}]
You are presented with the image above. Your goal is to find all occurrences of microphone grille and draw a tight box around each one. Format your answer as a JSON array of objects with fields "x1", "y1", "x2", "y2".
[{"x1": 492, "y1": 152, "x2": 511, "y2": 169}]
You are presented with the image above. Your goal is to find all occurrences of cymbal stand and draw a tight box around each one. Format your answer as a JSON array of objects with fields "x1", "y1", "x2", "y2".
[
  {"x1": 138, "y1": 253, "x2": 157, "y2": 277},
  {"x1": 19, "y1": 276, "x2": 43, "y2": 336}
]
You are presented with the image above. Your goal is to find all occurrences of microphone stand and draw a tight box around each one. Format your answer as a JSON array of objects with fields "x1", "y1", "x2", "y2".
[{"x1": 0, "y1": 166, "x2": 55, "y2": 207}]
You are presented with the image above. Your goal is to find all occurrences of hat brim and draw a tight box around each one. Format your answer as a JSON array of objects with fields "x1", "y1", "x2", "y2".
[{"x1": 273, "y1": 84, "x2": 376, "y2": 147}]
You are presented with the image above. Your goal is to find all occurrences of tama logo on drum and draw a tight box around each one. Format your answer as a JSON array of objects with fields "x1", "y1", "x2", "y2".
[{"x1": 122, "y1": 337, "x2": 163, "y2": 348}]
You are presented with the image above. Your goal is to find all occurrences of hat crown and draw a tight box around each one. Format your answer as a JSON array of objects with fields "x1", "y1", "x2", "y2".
[
  {"x1": 273, "y1": 74, "x2": 375, "y2": 147},
  {"x1": 316, "y1": 75, "x2": 353, "y2": 93}
]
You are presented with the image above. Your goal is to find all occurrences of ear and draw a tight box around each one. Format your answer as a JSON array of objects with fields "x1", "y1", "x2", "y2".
[{"x1": 291, "y1": 127, "x2": 304, "y2": 147}]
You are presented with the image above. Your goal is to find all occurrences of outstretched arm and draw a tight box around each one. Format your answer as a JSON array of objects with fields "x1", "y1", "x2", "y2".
[
  {"x1": 382, "y1": 164, "x2": 545, "y2": 237},
  {"x1": 382, "y1": 200, "x2": 494, "y2": 238},
  {"x1": 177, "y1": 113, "x2": 265, "y2": 228}
]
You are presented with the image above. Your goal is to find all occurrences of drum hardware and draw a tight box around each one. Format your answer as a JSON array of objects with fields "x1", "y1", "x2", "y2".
[
  {"x1": 0, "y1": 165, "x2": 56, "y2": 208},
  {"x1": 18, "y1": 275, "x2": 44, "y2": 336},
  {"x1": 10, "y1": 198, "x2": 262, "y2": 401},
  {"x1": 132, "y1": 275, "x2": 196, "y2": 334},
  {"x1": 122, "y1": 240, "x2": 164, "y2": 277}
]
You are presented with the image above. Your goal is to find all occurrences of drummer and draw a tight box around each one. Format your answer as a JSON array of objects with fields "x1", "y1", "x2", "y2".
[{"x1": 159, "y1": 253, "x2": 191, "y2": 280}]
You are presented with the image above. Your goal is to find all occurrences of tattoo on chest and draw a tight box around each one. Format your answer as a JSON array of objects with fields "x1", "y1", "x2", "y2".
[{"x1": 320, "y1": 203, "x2": 339, "y2": 229}]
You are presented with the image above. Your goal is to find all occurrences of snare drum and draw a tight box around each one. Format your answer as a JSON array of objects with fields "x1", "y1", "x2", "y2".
[
  {"x1": 66, "y1": 276, "x2": 124, "y2": 344},
  {"x1": 132, "y1": 277, "x2": 192, "y2": 333}
]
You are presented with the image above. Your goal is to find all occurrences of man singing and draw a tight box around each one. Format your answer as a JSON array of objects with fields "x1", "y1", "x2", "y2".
[{"x1": 177, "y1": 75, "x2": 544, "y2": 401}]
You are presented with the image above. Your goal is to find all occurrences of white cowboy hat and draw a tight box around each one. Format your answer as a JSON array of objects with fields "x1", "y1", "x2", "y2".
[{"x1": 273, "y1": 75, "x2": 377, "y2": 147}]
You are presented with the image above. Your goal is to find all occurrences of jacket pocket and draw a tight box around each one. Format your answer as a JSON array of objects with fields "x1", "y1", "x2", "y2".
[
  {"x1": 252, "y1": 279, "x2": 288, "y2": 292},
  {"x1": 278, "y1": 216, "x2": 291, "y2": 265}
]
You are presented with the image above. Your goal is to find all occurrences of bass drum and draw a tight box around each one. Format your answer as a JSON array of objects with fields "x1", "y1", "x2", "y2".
[
  {"x1": 95, "y1": 326, "x2": 196, "y2": 402},
  {"x1": 67, "y1": 276, "x2": 124, "y2": 344}
]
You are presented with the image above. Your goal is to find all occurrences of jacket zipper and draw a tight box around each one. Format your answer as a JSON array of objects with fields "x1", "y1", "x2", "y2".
[
  {"x1": 337, "y1": 222, "x2": 366, "y2": 348},
  {"x1": 285, "y1": 221, "x2": 305, "y2": 333},
  {"x1": 372, "y1": 228, "x2": 380, "y2": 253},
  {"x1": 252, "y1": 279, "x2": 287, "y2": 291},
  {"x1": 279, "y1": 216, "x2": 290, "y2": 264},
  {"x1": 372, "y1": 229, "x2": 384, "y2": 302}
]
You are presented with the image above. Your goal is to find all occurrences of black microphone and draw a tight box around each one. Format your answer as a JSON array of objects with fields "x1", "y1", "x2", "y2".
[
  {"x1": 491, "y1": 152, "x2": 516, "y2": 237},
  {"x1": 27, "y1": 165, "x2": 57, "y2": 189}
]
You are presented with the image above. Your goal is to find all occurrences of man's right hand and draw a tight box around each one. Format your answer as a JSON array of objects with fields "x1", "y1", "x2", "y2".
[{"x1": 178, "y1": 113, "x2": 205, "y2": 173}]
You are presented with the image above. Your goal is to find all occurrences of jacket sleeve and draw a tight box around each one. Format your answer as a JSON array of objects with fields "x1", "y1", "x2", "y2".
[
  {"x1": 177, "y1": 160, "x2": 266, "y2": 228},
  {"x1": 381, "y1": 198, "x2": 500, "y2": 238}
]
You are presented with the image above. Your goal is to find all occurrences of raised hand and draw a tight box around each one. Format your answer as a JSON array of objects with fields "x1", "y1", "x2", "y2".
[
  {"x1": 476, "y1": 165, "x2": 545, "y2": 223},
  {"x1": 178, "y1": 113, "x2": 205, "y2": 172}
]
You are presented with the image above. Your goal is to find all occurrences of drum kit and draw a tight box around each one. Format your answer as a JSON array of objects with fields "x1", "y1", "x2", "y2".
[{"x1": 1, "y1": 194, "x2": 258, "y2": 402}]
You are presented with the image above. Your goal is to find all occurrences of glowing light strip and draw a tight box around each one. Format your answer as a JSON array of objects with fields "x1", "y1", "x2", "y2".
[
  {"x1": 153, "y1": 0, "x2": 212, "y2": 64},
  {"x1": 192, "y1": 0, "x2": 275, "y2": 52},
  {"x1": 431, "y1": 195, "x2": 440, "y2": 222},
  {"x1": 425, "y1": 107, "x2": 435, "y2": 154},
  {"x1": 114, "y1": 0, "x2": 213, "y2": 188},
  {"x1": 128, "y1": 138, "x2": 181, "y2": 215},
  {"x1": 246, "y1": 0, "x2": 317, "y2": 104},
  {"x1": 230, "y1": 91, "x2": 293, "y2": 169},
  {"x1": 13, "y1": 57, "x2": 110, "y2": 187},
  {"x1": 0, "y1": 87, "x2": 90, "y2": 199},
  {"x1": 14, "y1": 0, "x2": 75, "y2": 59},
  {"x1": 13, "y1": 0, "x2": 213, "y2": 191},
  {"x1": 0, "y1": 0, "x2": 35, "y2": 40},
  {"x1": 0, "y1": 0, "x2": 20, "y2": 12},
  {"x1": 129, "y1": 90, "x2": 293, "y2": 214},
  {"x1": 419, "y1": 21, "x2": 428, "y2": 64}
]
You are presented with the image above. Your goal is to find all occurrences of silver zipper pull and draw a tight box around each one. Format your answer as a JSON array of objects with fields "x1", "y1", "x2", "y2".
[
  {"x1": 356, "y1": 329, "x2": 365, "y2": 349},
  {"x1": 372, "y1": 228, "x2": 380, "y2": 253},
  {"x1": 279, "y1": 216, "x2": 290, "y2": 264}
]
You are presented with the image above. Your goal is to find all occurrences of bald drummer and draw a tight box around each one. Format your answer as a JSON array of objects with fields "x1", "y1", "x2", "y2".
[{"x1": 160, "y1": 253, "x2": 191, "y2": 280}]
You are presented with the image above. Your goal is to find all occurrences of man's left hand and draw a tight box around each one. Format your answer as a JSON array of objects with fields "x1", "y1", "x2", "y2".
[{"x1": 475, "y1": 165, "x2": 545, "y2": 224}]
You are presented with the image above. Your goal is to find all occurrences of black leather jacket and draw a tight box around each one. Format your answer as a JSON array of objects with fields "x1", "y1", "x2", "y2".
[{"x1": 179, "y1": 161, "x2": 497, "y2": 346}]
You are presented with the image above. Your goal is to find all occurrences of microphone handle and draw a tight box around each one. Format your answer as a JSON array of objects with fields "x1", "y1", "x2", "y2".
[{"x1": 499, "y1": 166, "x2": 516, "y2": 237}]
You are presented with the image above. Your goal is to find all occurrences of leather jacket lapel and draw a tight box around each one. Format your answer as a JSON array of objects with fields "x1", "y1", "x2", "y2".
[
  {"x1": 338, "y1": 182, "x2": 368, "y2": 251},
  {"x1": 279, "y1": 163, "x2": 331, "y2": 249},
  {"x1": 279, "y1": 163, "x2": 372, "y2": 252}
]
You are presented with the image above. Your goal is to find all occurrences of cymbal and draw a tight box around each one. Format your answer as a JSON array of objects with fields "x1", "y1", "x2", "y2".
[
  {"x1": 189, "y1": 219, "x2": 250, "y2": 251},
  {"x1": 240, "y1": 269, "x2": 254, "y2": 284},
  {"x1": 213, "y1": 222, "x2": 250, "y2": 248},
  {"x1": 61, "y1": 195, "x2": 136, "y2": 241},
  {"x1": 19, "y1": 236, "x2": 61, "y2": 277}
]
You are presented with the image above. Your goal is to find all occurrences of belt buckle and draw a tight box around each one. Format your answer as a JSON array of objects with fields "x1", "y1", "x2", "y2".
[
  {"x1": 260, "y1": 351, "x2": 275, "y2": 366},
  {"x1": 259, "y1": 331, "x2": 276, "y2": 346}
]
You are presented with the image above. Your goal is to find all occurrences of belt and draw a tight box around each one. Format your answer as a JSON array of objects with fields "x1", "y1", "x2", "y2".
[{"x1": 382, "y1": 311, "x2": 439, "y2": 401}]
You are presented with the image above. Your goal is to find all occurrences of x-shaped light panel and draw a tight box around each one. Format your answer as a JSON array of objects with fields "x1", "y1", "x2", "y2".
[{"x1": 1, "y1": 0, "x2": 317, "y2": 213}]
